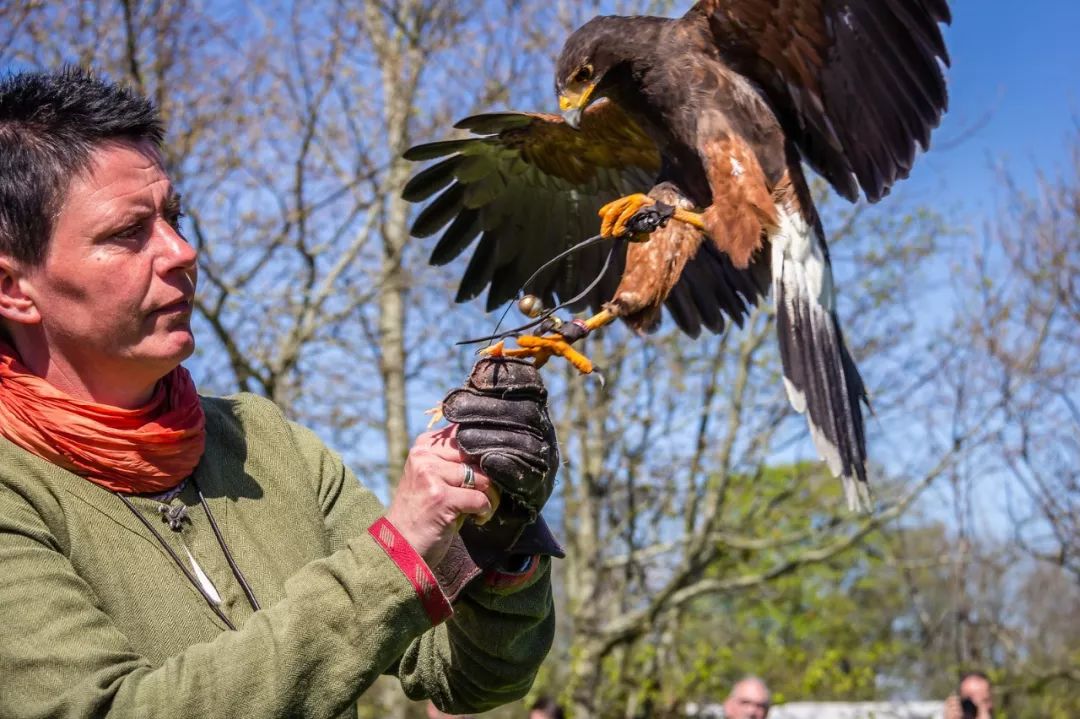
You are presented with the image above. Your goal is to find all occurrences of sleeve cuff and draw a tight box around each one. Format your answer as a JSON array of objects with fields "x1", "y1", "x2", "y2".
[
  {"x1": 368, "y1": 517, "x2": 453, "y2": 625},
  {"x1": 431, "y1": 534, "x2": 483, "y2": 603}
]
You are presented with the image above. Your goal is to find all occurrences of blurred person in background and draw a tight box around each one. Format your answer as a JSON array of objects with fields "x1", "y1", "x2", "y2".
[
  {"x1": 528, "y1": 695, "x2": 566, "y2": 719},
  {"x1": 722, "y1": 677, "x2": 771, "y2": 719},
  {"x1": 944, "y1": 672, "x2": 994, "y2": 719}
]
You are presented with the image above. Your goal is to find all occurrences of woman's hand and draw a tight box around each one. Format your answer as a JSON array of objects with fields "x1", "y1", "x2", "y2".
[{"x1": 385, "y1": 426, "x2": 494, "y2": 567}]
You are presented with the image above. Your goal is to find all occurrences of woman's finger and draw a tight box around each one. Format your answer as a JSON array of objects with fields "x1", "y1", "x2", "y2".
[
  {"x1": 409, "y1": 451, "x2": 495, "y2": 497},
  {"x1": 436, "y1": 459, "x2": 501, "y2": 527},
  {"x1": 445, "y1": 484, "x2": 492, "y2": 517}
]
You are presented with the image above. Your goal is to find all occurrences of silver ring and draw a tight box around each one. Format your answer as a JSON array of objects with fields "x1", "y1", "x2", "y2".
[{"x1": 462, "y1": 464, "x2": 476, "y2": 489}]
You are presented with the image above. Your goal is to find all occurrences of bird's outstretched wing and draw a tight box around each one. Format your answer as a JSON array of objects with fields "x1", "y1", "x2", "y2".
[
  {"x1": 403, "y1": 101, "x2": 660, "y2": 314},
  {"x1": 687, "y1": 0, "x2": 951, "y2": 202},
  {"x1": 405, "y1": 103, "x2": 769, "y2": 335}
]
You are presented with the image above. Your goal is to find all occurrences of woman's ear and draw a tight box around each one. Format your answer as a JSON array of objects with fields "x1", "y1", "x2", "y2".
[{"x1": 0, "y1": 256, "x2": 41, "y2": 326}]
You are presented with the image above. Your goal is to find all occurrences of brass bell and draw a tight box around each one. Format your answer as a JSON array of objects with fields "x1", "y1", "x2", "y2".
[{"x1": 517, "y1": 294, "x2": 544, "y2": 318}]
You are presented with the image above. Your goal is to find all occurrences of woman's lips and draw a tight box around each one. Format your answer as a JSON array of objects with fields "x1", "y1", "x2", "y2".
[{"x1": 151, "y1": 298, "x2": 193, "y2": 315}]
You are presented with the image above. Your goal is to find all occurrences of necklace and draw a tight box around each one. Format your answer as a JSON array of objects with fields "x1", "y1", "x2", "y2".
[{"x1": 117, "y1": 477, "x2": 261, "y2": 631}]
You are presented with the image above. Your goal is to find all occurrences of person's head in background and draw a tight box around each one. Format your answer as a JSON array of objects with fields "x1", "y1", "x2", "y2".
[
  {"x1": 722, "y1": 676, "x2": 770, "y2": 719},
  {"x1": 959, "y1": 672, "x2": 993, "y2": 718},
  {"x1": 528, "y1": 695, "x2": 565, "y2": 719}
]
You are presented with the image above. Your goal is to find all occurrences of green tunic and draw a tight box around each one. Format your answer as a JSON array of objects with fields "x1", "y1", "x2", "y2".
[{"x1": 0, "y1": 393, "x2": 554, "y2": 718}]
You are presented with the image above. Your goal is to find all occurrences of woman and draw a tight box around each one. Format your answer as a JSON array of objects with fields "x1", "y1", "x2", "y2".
[{"x1": 0, "y1": 68, "x2": 560, "y2": 718}]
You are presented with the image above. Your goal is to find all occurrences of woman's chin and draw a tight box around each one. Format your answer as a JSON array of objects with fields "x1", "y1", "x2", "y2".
[{"x1": 140, "y1": 331, "x2": 196, "y2": 370}]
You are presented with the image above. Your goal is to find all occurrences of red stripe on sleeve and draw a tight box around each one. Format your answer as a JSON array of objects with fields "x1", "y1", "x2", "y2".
[{"x1": 368, "y1": 517, "x2": 453, "y2": 625}]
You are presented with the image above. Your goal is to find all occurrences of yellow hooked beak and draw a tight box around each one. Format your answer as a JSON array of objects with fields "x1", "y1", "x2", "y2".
[{"x1": 559, "y1": 82, "x2": 596, "y2": 129}]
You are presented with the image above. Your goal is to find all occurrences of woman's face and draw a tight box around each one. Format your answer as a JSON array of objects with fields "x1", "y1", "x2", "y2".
[{"x1": 13, "y1": 140, "x2": 197, "y2": 402}]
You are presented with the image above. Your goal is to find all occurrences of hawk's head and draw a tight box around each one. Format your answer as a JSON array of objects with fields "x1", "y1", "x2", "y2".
[{"x1": 555, "y1": 15, "x2": 656, "y2": 129}]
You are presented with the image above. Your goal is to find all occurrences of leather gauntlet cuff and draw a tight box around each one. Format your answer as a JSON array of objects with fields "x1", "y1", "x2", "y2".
[
  {"x1": 459, "y1": 515, "x2": 565, "y2": 571},
  {"x1": 435, "y1": 517, "x2": 564, "y2": 601}
]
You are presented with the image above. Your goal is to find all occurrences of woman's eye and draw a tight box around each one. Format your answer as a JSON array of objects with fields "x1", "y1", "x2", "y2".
[
  {"x1": 109, "y1": 219, "x2": 150, "y2": 245},
  {"x1": 113, "y1": 224, "x2": 142, "y2": 241}
]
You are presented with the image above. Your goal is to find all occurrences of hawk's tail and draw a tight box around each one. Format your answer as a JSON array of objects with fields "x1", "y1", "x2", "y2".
[{"x1": 771, "y1": 203, "x2": 871, "y2": 511}]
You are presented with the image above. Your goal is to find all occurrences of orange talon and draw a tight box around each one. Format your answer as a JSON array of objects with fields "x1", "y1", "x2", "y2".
[
  {"x1": 473, "y1": 309, "x2": 617, "y2": 376},
  {"x1": 515, "y1": 335, "x2": 594, "y2": 374},
  {"x1": 673, "y1": 207, "x2": 706, "y2": 231},
  {"x1": 584, "y1": 308, "x2": 616, "y2": 332},
  {"x1": 478, "y1": 333, "x2": 593, "y2": 374},
  {"x1": 598, "y1": 193, "x2": 654, "y2": 237},
  {"x1": 497, "y1": 341, "x2": 553, "y2": 365},
  {"x1": 480, "y1": 340, "x2": 507, "y2": 357}
]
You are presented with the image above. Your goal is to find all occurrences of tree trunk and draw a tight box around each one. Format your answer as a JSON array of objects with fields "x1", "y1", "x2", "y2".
[
  {"x1": 563, "y1": 344, "x2": 612, "y2": 718},
  {"x1": 569, "y1": 639, "x2": 606, "y2": 719},
  {"x1": 378, "y1": 177, "x2": 410, "y2": 486},
  {"x1": 370, "y1": 4, "x2": 421, "y2": 489}
]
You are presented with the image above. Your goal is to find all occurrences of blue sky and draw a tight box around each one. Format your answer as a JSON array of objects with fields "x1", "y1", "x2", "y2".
[
  {"x1": 868, "y1": 1, "x2": 1080, "y2": 534},
  {"x1": 903, "y1": 0, "x2": 1080, "y2": 215}
]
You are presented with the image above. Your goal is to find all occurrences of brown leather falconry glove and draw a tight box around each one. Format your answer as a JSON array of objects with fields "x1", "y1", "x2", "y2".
[{"x1": 440, "y1": 357, "x2": 563, "y2": 570}]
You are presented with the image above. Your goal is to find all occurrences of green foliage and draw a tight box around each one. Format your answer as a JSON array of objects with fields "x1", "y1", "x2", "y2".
[
  {"x1": 577, "y1": 462, "x2": 1080, "y2": 717},
  {"x1": 659, "y1": 463, "x2": 911, "y2": 705}
]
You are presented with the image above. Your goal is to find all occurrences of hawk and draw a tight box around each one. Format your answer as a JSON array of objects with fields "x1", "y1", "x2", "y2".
[{"x1": 404, "y1": 0, "x2": 951, "y2": 508}]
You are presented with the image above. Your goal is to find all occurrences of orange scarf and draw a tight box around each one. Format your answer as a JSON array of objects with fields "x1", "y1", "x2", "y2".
[{"x1": 0, "y1": 343, "x2": 205, "y2": 494}]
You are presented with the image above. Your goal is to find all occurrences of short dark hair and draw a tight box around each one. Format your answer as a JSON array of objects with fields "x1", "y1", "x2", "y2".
[{"x1": 0, "y1": 67, "x2": 163, "y2": 266}]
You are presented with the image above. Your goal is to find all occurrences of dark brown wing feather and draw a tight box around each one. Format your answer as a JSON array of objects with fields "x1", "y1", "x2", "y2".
[
  {"x1": 667, "y1": 240, "x2": 770, "y2": 338},
  {"x1": 403, "y1": 101, "x2": 660, "y2": 313},
  {"x1": 687, "y1": 0, "x2": 950, "y2": 202}
]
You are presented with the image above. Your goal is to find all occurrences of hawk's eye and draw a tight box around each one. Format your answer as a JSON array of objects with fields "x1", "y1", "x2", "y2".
[{"x1": 573, "y1": 65, "x2": 593, "y2": 84}]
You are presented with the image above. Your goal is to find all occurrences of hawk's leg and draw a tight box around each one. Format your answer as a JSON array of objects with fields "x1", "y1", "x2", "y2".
[
  {"x1": 599, "y1": 193, "x2": 706, "y2": 237},
  {"x1": 481, "y1": 308, "x2": 618, "y2": 374}
]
